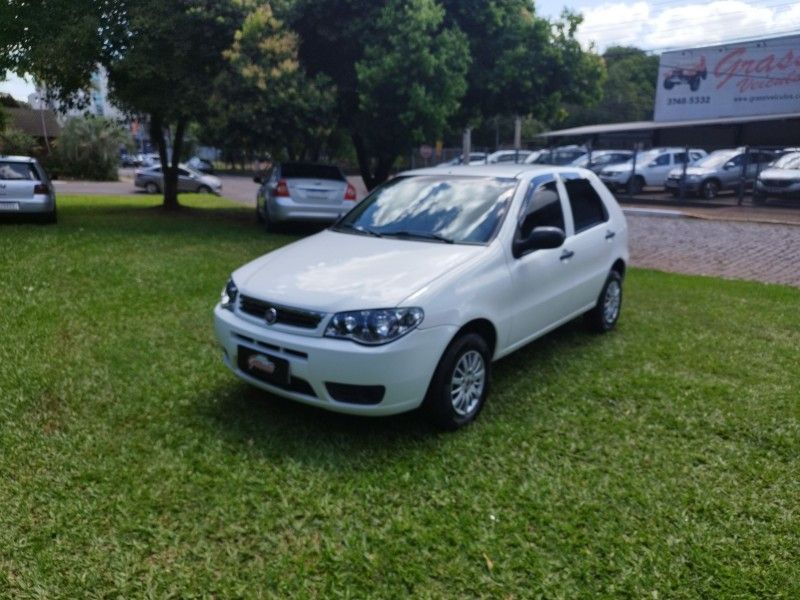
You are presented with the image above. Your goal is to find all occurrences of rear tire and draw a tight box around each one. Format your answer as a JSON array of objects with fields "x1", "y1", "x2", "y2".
[
  {"x1": 585, "y1": 270, "x2": 623, "y2": 333},
  {"x1": 423, "y1": 333, "x2": 491, "y2": 431}
]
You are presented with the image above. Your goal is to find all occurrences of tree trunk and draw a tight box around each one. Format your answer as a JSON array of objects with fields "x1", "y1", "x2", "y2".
[
  {"x1": 149, "y1": 114, "x2": 186, "y2": 210},
  {"x1": 352, "y1": 132, "x2": 396, "y2": 191}
]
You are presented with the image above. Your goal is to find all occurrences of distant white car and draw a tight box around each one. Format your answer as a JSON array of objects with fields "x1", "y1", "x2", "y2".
[
  {"x1": 487, "y1": 149, "x2": 533, "y2": 164},
  {"x1": 214, "y1": 165, "x2": 629, "y2": 429},
  {"x1": 438, "y1": 153, "x2": 488, "y2": 166},
  {"x1": 599, "y1": 147, "x2": 707, "y2": 193}
]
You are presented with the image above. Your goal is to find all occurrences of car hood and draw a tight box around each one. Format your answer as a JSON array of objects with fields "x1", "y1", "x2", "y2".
[
  {"x1": 234, "y1": 230, "x2": 486, "y2": 313},
  {"x1": 670, "y1": 166, "x2": 710, "y2": 177},
  {"x1": 602, "y1": 162, "x2": 633, "y2": 174},
  {"x1": 759, "y1": 167, "x2": 800, "y2": 181}
]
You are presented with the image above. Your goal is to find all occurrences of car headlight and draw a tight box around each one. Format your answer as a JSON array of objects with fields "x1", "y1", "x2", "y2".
[
  {"x1": 325, "y1": 307, "x2": 424, "y2": 345},
  {"x1": 220, "y1": 278, "x2": 238, "y2": 310}
]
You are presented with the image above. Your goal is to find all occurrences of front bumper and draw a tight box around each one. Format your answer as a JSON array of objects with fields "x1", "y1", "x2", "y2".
[
  {"x1": 664, "y1": 178, "x2": 701, "y2": 193},
  {"x1": 756, "y1": 180, "x2": 800, "y2": 197},
  {"x1": 214, "y1": 304, "x2": 457, "y2": 416},
  {"x1": 599, "y1": 173, "x2": 629, "y2": 189}
]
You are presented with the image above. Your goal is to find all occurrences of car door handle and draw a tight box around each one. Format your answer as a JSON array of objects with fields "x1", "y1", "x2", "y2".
[
  {"x1": 605, "y1": 230, "x2": 616, "y2": 240},
  {"x1": 560, "y1": 249, "x2": 574, "y2": 261}
]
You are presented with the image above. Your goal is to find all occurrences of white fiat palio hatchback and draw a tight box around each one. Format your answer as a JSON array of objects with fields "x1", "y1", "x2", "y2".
[{"x1": 214, "y1": 165, "x2": 629, "y2": 429}]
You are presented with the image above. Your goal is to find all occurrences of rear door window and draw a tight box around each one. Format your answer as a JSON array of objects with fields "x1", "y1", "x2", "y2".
[
  {"x1": 561, "y1": 175, "x2": 609, "y2": 233},
  {"x1": 281, "y1": 163, "x2": 345, "y2": 181},
  {"x1": 0, "y1": 162, "x2": 40, "y2": 180}
]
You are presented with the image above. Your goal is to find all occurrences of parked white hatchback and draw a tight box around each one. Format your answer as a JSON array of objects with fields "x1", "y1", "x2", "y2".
[{"x1": 214, "y1": 165, "x2": 629, "y2": 429}]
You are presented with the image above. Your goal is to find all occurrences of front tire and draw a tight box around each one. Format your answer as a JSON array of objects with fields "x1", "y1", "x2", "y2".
[
  {"x1": 627, "y1": 175, "x2": 644, "y2": 195},
  {"x1": 145, "y1": 181, "x2": 159, "y2": 194},
  {"x1": 197, "y1": 185, "x2": 212, "y2": 194},
  {"x1": 585, "y1": 270, "x2": 623, "y2": 333},
  {"x1": 423, "y1": 333, "x2": 491, "y2": 430},
  {"x1": 700, "y1": 179, "x2": 719, "y2": 200}
]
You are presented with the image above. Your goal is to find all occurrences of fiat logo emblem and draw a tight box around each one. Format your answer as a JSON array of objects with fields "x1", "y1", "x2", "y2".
[{"x1": 265, "y1": 307, "x2": 278, "y2": 324}]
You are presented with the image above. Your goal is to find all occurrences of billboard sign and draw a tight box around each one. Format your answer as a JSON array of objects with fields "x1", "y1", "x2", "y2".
[{"x1": 654, "y1": 35, "x2": 800, "y2": 121}]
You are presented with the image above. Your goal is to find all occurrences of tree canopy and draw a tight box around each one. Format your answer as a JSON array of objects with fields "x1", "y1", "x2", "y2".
[
  {"x1": 3, "y1": 0, "x2": 608, "y2": 193},
  {"x1": 557, "y1": 45, "x2": 659, "y2": 128}
]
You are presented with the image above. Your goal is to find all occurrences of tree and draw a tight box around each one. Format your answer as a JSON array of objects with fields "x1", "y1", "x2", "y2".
[
  {"x1": 290, "y1": 0, "x2": 602, "y2": 188},
  {"x1": 353, "y1": 0, "x2": 469, "y2": 188},
  {"x1": 290, "y1": 0, "x2": 470, "y2": 189},
  {"x1": 557, "y1": 46, "x2": 659, "y2": 128},
  {"x1": 0, "y1": 129, "x2": 36, "y2": 155},
  {"x1": 1, "y1": 1, "x2": 254, "y2": 209},
  {"x1": 200, "y1": 4, "x2": 338, "y2": 165}
]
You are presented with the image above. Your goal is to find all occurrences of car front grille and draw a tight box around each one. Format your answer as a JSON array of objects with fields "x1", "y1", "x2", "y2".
[{"x1": 239, "y1": 294, "x2": 324, "y2": 329}]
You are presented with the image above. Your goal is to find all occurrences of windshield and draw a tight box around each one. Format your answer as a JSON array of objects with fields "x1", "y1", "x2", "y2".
[
  {"x1": 694, "y1": 151, "x2": 738, "y2": 168},
  {"x1": 333, "y1": 175, "x2": 517, "y2": 244},
  {"x1": 770, "y1": 152, "x2": 800, "y2": 170}
]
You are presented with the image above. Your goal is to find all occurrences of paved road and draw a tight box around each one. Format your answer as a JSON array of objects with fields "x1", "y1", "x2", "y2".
[
  {"x1": 627, "y1": 214, "x2": 800, "y2": 287},
  {"x1": 53, "y1": 171, "x2": 367, "y2": 205}
]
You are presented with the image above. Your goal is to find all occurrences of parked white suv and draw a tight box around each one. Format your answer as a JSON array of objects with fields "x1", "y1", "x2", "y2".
[
  {"x1": 599, "y1": 147, "x2": 706, "y2": 193},
  {"x1": 214, "y1": 165, "x2": 629, "y2": 429}
]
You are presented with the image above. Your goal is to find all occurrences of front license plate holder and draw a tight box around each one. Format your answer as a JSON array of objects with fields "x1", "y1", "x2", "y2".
[{"x1": 237, "y1": 346, "x2": 290, "y2": 387}]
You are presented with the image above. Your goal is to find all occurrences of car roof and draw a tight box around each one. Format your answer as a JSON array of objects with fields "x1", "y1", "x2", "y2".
[
  {"x1": 0, "y1": 155, "x2": 36, "y2": 163},
  {"x1": 402, "y1": 164, "x2": 594, "y2": 179}
]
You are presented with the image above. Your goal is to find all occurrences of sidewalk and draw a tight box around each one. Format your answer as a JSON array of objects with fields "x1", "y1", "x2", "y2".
[{"x1": 617, "y1": 192, "x2": 800, "y2": 226}]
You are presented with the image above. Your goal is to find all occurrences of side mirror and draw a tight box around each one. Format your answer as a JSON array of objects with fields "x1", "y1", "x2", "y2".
[
  {"x1": 253, "y1": 175, "x2": 262, "y2": 184},
  {"x1": 723, "y1": 161, "x2": 736, "y2": 170},
  {"x1": 513, "y1": 226, "x2": 565, "y2": 258}
]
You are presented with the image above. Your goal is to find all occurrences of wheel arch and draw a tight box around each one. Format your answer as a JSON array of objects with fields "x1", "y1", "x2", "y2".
[
  {"x1": 452, "y1": 318, "x2": 498, "y2": 358},
  {"x1": 611, "y1": 258, "x2": 626, "y2": 279}
]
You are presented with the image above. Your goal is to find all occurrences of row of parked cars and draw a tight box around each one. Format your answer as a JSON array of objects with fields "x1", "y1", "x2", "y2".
[{"x1": 443, "y1": 145, "x2": 800, "y2": 201}]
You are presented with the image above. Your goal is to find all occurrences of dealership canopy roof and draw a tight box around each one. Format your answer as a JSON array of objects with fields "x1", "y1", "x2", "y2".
[{"x1": 537, "y1": 111, "x2": 800, "y2": 139}]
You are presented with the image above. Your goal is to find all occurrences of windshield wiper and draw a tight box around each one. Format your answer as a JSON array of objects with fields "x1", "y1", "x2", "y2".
[
  {"x1": 335, "y1": 223, "x2": 383, "y2": 238},
  {"x1": 382, "y1": 230, "x2": 454, "y2": 244}
]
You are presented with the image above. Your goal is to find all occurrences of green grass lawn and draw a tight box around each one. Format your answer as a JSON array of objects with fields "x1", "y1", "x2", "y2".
[{"x1": 1, "y1": 195, "x2": 799, "y2": 598}]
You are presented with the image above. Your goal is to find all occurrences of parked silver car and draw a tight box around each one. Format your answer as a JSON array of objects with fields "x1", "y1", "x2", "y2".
[
  {"x1": 134, "y1": 165, "x2": 222, "y2": 195},
  {"x1": 255, "y1": 162, "x2": 356, "y2": 230},
  {"x1": 570, "y1": 150, "x2": 634, "y2": 173},
  {"x1": 754, "y1": 151, "x2": 800, "y2": 202},
  {"x1": 0, "y1": 155, "x2": 56, "y2": 223},
  {"x1": 665, "y1": 148, "x2": 776, "y2": 199}
]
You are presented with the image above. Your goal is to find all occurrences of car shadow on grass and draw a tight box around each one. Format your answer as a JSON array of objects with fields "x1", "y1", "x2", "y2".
[{"x1": 198, "y1": 317, "x2": 608, "y2": 467}]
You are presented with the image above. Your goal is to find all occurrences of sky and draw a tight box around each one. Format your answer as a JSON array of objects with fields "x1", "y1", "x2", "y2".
[{"x1": 2, "y1": 1, "x2": 799, "y2": 100}]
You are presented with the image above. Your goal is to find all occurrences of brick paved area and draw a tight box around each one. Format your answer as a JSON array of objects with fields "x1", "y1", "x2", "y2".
[{"x1": 627, "y1": 215, "x2": 800, "y2": 287}]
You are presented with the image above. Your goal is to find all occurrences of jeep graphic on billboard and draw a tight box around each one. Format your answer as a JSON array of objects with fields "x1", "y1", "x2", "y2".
[{"x1": 654, "y1": 35, "x2": 800, "y2": 121}]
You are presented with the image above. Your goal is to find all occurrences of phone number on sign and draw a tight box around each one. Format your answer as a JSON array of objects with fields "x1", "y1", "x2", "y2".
[{"x1": 667, "y1": 96, "x2": 711, "y2": 105}]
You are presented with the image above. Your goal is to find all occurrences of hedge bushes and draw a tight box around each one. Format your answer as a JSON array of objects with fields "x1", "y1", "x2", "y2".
[{"x1": 53, "y1": 117, "x2": 129, "y2": 181}]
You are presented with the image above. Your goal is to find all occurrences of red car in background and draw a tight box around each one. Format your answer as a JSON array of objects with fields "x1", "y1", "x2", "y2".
[{"x1": 663, "y1": 55, "x2": 707, "y2": 92}]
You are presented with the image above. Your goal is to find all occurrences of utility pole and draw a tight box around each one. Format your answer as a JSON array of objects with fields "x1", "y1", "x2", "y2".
[
  {"x1": 513, "y1": 115, "x2": 522, "y2": 163},
  {"x1": 462, "y1": 127, "x2": 471, "y2": 165}
]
